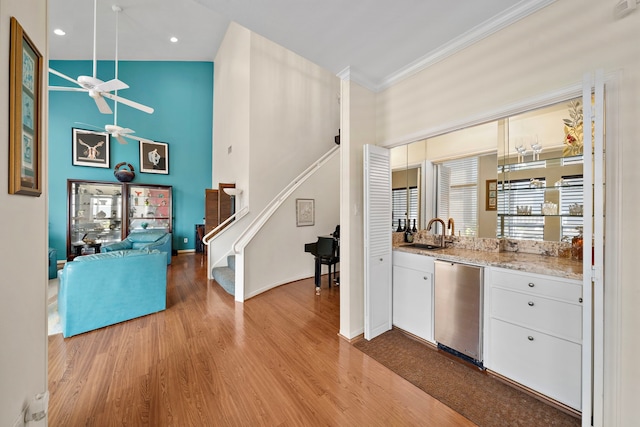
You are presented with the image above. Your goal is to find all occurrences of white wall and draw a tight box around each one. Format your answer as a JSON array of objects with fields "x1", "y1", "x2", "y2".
[
  {"x1": 340, "y1": 77, "x2": 376, "y2": 339},
  {"x1": 0, "y1": 0, "x2": 48, "y2": 425},
  {"x1": 371, "y1": 0, "x2": 639, "y2": 424},
  {"x1": 247, "y1": 30, "x2": 340, "y2": 209},
  {"x1": 213, "y1": 22, "x2": 341, "y2": 298},
  {"x1": 213, "y1": 22, "x2": 251, "y2": 193}
]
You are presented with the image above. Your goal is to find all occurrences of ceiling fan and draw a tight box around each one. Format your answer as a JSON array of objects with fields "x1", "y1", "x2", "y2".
[
  {"x1": 105, "y1": 5, "x2": 154, "y2": 144},
  {"x1": 48, "y1": 0, "x2": 154, "y2": 115}
]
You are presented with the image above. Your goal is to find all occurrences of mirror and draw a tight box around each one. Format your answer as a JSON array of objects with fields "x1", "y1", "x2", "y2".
[
  {"x1": 391, "y1": 96, "x2": 583, "y2": 242},
  {"x1": 498, "y1": 96, "x2": 584, "y2": 241},
  {"x1": 391, "y1": 141, "x2": 427, "y2": 231}
]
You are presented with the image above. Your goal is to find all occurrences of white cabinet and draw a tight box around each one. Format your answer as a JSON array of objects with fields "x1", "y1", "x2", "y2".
[
  {"x1": 392, "y1": 251, "x2": 434, "y2": 343},
  {"x1": 486, "y1": 267, "x2": 582, "y2": 410}
]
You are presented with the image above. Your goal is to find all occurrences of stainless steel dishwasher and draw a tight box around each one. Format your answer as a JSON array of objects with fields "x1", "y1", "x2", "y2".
[{"x1": 434, "y1": 260, "x2": 483, "y2": 365}]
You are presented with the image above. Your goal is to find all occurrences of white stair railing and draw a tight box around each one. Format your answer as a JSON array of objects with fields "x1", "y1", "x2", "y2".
[
  {"x1": 233, "y1": 145, "x2": 339, "y2": 254},
  {"x1": 231, "y1": 145, "x2": 340, "y2": 302},
  {"x1": 202, "y1": 206, "x2": 249, "y2": 279}
]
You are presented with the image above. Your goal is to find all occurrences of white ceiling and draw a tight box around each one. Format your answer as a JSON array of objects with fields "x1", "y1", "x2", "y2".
[{"x1": 49, "y1": 0, "x2": 554, "y2": 91}]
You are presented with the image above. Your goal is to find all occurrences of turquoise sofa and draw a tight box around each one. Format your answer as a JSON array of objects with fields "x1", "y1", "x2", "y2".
[
  {"x1": 101, "y1": 230, "x2": 172, "y2": 264},
  {"x1": 58, "y1": 250, "x2": 167, "y2": 338}
]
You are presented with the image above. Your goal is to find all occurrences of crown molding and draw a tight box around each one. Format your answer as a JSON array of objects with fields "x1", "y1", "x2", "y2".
[
  {"x1": 375, "y1": 0, "x2": 557, "y2": 92},
  {"x1": 336, "y1": 66, "x2": 379, "y2": 92}
]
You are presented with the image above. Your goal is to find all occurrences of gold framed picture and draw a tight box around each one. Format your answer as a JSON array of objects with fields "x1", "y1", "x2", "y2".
[
  {"x1": 486, "y1": 179, "x2": 497, "y2": 211},
  {"x1": 9, "y1": 17, "x2": 43, "y2": 196}
]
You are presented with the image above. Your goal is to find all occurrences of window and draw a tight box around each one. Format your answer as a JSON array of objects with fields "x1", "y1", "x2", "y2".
[
  {"x1": 436, "y1": 157, "x2": 478, "y2": 236},
  {"x1": 392, "y1": 187, "x2": 418, "y2": 231},
  {"x1": 560, "y1": 175, "x2": 583, "y2": 238},
  {"x1": 497, "y1": 179, "x2": 545, "y2": 240}
]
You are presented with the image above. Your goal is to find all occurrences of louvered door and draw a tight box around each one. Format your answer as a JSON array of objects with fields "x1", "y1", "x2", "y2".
[{"x1": 364, "y1": 144, "x2": 392, "y2": 340}]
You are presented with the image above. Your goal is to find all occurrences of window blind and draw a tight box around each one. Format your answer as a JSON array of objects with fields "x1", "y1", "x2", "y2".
[
  {"x1": 392, "y1": 187, "x2": 418, "y2": 231},
  {"x1": 560, "y1": 175, "x2": 584, "y2": 238},
  {"x1": 497, "y1": 179, "x2": 545, "y2": 240},
  {"x1": 436, "y1": 157, "x2": 478, "y2": 236}
]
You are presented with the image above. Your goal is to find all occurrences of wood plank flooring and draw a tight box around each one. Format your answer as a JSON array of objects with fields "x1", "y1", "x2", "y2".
[{"x1": 48, "y1": 253, "x2": 475, "y2": 426}]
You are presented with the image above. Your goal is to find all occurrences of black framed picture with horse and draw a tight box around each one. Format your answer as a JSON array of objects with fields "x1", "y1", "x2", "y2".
[{"x1": 72, "y1": 128, "x2": 110, "y2": 168}]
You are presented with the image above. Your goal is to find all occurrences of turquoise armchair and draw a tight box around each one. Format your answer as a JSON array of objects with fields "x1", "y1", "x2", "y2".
[{"x1": 102, "y1": 230, "x2": 172, "y2": 264}]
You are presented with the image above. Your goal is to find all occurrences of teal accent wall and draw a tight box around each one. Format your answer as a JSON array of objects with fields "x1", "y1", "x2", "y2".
[{"x1": 48, "y1": 61, "x2": 213, "y2": 259}]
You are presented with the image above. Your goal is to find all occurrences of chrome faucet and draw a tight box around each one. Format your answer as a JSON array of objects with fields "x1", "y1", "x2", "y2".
[
  {"x1": 447, "y1": 217, "x2": 455, "y2": 237},
  {"x1": 426, "y1": 217, "x2": 446, "y2": 247}
]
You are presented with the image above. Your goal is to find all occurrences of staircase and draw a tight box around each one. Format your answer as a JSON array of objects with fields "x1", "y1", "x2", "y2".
[{"x1": 212, "y1": 255, "x2": 235, "y2": 295}]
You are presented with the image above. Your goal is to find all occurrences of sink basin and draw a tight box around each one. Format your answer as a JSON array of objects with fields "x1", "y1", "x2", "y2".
[{"x1": 405, "y1": 243, "x2": 443, "y2": 250}]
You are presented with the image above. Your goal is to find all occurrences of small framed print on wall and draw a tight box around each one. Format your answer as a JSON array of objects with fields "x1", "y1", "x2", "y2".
[
  {"x1": 72, "y1": 128, "x2": 110, "y2": 168},
  {"x1": 140, "y1": 141, "x2": 169, "y2": 174},
  {"x1": 296, "y1": 198, "x2": 315, "y2": 227},
  {"x1": 486, "y1": 179, "x2": 497, "y2": 211}
]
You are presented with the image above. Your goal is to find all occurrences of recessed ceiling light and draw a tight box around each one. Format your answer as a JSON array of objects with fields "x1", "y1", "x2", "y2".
[
  {"x1": 54, "y1": 28, "x2": 66, "y2": 36},
  {"x1": 170, "y1": 36, "x2": 178, "y2": 43}
]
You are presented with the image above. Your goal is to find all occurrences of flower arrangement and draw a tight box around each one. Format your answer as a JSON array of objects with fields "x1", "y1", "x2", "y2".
[{"x1": 563, "y1": 99, "x2": 583, "y2": 156}]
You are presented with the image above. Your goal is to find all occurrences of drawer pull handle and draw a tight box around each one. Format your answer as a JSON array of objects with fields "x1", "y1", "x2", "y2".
[
  {"x1": 579, "y1": 297, "x2": 583, "y2": 303},
  {"x1": 528, "y1": 282, "x2": 535, "y2": 288},
  {"x1": 528, "y1": 336, "x2": 534, "y2": 341},
  {"x1": 528, "y1": 301, "x2": 534, "y2": 307},
  {"x1": 423, "y1": 276, "x2": 428, "y2": 280}
]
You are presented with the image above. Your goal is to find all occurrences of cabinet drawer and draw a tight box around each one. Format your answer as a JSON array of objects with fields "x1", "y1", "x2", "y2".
[
  {"x1": 393, "y1": 250, "x2": 435, "y2": 273},
  {"x1": 489, "y1": 319, "x2": 581, "y2": 410},
  {"x1": 491, "y1": 268, "x2": 582, "y2": 303},
  {"x1": 491, "y1": 288, "x2": 582, "y2": 342}
]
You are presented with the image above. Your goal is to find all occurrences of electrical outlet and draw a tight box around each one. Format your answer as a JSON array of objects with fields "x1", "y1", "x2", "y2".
[{"x1": 183, "y1": 237, "x2": 188, "y2": 243}]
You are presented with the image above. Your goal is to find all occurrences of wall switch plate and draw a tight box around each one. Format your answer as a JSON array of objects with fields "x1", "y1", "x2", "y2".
[{"x1": 183, "y1": 237, "x2": 188, "y2": 243}]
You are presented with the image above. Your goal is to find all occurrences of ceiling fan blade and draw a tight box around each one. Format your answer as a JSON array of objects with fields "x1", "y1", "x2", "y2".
[
  {"x1": 124, "y1": 134, "x2": 154, "y2": 143},
  {"x1": 74, "y1": 122, "x2": 104, "y2": 132},
  {"x1": 119, "y1": 127, "x2": 135, "y2": 134},
  {"x1": 102, "y1": 92, "x2": 154, "y2": 114},
  {"x1": 49, "y1": 68, "x2": 80, "y2": 85},
  {"x1": 95, "y1": 78, "x2": 129, "y2": 93},
  {"x1": 115, "y1": 135, "x2": 128, "y2": 144},
  {"x1": 49, "y1": 86, "x2": 89, "y2": 92},
  {"x1": 93, "y1": 95, "x2": 113, "y2": 114}
]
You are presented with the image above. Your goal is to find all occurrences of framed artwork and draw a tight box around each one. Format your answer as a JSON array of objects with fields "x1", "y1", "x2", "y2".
[
  {"x1": 140, "y1": 141, "x2": 169, "y2": 174},
  {"x1": 486, "y1": 179, "x2": 497, "y2": 211},
  {"x1": 9, "y1": 17, "x2": 43, "y2": 196},
  {"x1": 72, "y1": 128, "x2": 110, "y2": 168},
  {"x1": 296, "y1": 198, "x2": 315, "y2": 227}
]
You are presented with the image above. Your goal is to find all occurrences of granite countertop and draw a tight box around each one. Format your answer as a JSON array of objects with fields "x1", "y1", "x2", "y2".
[{"x1": 394, "y1": 244, "x2": 583, "y2": 281}]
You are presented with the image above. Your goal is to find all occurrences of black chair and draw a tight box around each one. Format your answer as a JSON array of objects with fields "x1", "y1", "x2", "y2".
[{"x1": 316, "y1": 236, "x2": 339, "y2": 289}]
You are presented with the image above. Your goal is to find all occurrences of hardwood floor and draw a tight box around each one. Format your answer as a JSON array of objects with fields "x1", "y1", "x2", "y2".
[{"x1": 48, "y1": 253, "x2": 474, "y2": 426}]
